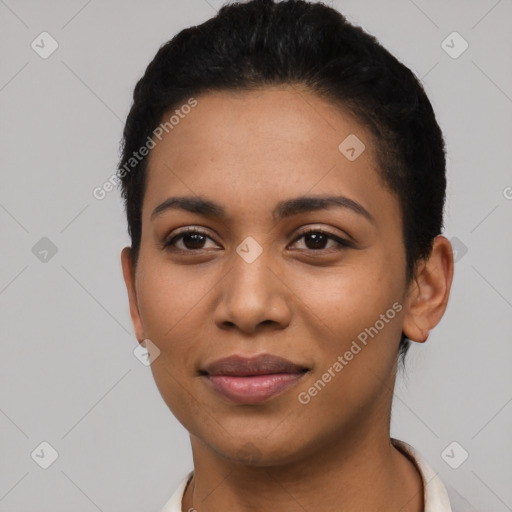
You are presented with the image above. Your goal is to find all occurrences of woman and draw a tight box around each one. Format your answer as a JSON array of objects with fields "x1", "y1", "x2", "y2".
[{"x1": 118, "y1": 1, "x2": 460, "y2": 510}]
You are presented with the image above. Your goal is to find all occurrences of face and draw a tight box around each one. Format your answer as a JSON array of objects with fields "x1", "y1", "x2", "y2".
[{"x1": 122, "y1": 86, "x2": 412, "y2": 466}]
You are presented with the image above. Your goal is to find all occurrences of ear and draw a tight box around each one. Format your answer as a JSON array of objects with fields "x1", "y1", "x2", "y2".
[
  {"x1": 402, "y1": 235, "x2": 454, "y2": 343},
  {"x1": 121, "y1": 247, "x2": 146, "y2": 342}
]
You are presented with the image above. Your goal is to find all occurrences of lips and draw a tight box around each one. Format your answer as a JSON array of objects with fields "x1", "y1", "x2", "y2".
[
  {"x1": 203, "y1": 354, "x2": 308, "y2": 377},
  {"x1": 201, "y1": 354, "x2": 309, "y2": 404}
]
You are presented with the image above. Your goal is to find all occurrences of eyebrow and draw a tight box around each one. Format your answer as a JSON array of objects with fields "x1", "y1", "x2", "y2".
[{"x1": 150, "y1": 194, "x2": 375, "y2": 224}]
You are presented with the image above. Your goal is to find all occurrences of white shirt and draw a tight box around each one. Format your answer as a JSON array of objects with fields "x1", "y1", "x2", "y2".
[{"x1": 160, "y1": 439, "x2": 467, "y2": 512}]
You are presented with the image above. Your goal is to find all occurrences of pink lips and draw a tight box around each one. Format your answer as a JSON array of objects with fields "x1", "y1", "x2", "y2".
[{"x1": 201, "y1": 354, "x2": 309, "y2": 404}]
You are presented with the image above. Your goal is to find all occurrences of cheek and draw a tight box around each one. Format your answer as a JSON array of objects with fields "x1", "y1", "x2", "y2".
[
  {"x1": 138, "y1": 264, "x2": 207, "y2": 424},
  {"x1": 291, "y1": 255, "x2": 405, "y2": 389},
  {"x1": 294, "y1": 271, "x2": 403, "y2": 425},
  {"x1": 149, "y1": 358, "x2": 210, "y2": 440},
  {"x1": 297, "y1": 261, "x2": 404, "y2": 338},
  {"x1": 136, "y1": 259, "x2": 212, "y2": 345}
]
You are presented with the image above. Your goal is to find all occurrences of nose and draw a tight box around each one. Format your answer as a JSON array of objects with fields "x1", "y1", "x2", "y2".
[{"x1": 213, "y1": 251, "x2": 292, "y2": 334}]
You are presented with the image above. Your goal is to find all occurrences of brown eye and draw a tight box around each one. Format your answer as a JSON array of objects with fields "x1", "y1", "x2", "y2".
[
  {"x1": 290, "y1": 229, "x2": 352, "y2": 251},
  {"x1": 162, "y1": 227, "x2": 352, "y2": 254},
  {"x1": 163, "y1": 228, "x2": 218, "y2": 252}
]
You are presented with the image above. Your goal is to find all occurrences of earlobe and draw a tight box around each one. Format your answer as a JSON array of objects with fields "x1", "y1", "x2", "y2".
[
  {"x1": 121, "y1": 247, "x2": 146, "y2": 342},
  {"x1": 402, "y1": 235, "x2": 454, "y2": 343}
]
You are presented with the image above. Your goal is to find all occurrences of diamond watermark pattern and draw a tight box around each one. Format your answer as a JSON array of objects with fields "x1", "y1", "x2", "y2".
[
  {"x1": 32, "y1": 237, "x2": 58, "y2": 263},
  {"x1": 134, "y1": 338, "x2": 161, "y2": 366},
  {"x1": 236, "y1": 236, "x2": 263, "y2": 263},
  {"x1": 31, "y1": 32, "x2": 59, "y2": 59},
  {"x1": 31, "y1": 441, "x2": 59, "y2": 469},
  {"x1": 449, "y1": 236, "x2": 468, "y2": 263},
  {"x1": 235, "y1": 442, "x2": 263, "y2": 464},
  {"x1": 441, "y1": 31, "x2": 468, "y2": 59},
  {"x1": 338, "y1": 134, "x2": 366, "y2": 161},
  {"x1": 441, "y1": 441, "x2": 469, "y2": 469}
]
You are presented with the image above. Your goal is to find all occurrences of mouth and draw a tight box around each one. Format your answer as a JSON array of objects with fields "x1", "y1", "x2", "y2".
[{"x1": 200, "y1": 354, "x2": 310, "y2": 404}]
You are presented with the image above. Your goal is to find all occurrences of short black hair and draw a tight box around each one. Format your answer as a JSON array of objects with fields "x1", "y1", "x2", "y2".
[{"x1": 117, "y1": 0, "x2": 447, "y2": 363}]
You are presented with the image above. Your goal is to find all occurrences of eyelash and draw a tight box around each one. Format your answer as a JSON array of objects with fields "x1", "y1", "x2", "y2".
[{"x1": 162, "y1": 227, "x2": 353, "y2": 253}]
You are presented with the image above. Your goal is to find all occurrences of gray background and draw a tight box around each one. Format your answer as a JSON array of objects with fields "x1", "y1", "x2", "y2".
[{"x1": 1, "y1": 0, "x2": 511, "y2": 510}]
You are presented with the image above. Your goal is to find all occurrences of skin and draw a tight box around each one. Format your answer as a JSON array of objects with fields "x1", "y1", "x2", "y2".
[{"x1": 121, "y1": 85, "x2": 454, "y2": 512}]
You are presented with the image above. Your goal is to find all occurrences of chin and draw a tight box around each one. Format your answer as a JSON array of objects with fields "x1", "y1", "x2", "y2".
[{"x1": 202, "y1": 432, "x2": 309, "y2": 469}]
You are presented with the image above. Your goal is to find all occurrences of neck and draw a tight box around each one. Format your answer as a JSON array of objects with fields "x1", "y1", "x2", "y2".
[{"x1": 182, "y1": 429, "x2": 424, "y2": 512}]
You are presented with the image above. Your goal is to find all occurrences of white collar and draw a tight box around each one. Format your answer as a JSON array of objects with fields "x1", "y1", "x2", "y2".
[
  {"x1": 391, "y1": 438, "x2": 453, "y2": 511},
  {"x1": 160, "y1": 439, "x2": 453, "y2": 511}
]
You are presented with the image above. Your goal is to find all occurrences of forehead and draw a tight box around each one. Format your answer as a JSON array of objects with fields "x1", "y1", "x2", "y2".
[
  {"x1": 148, "y1": 86, "x2": 376, "y2": 164},
  {"x1": 142, "y1": 86, "x2": 394, "y2": 222}
]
